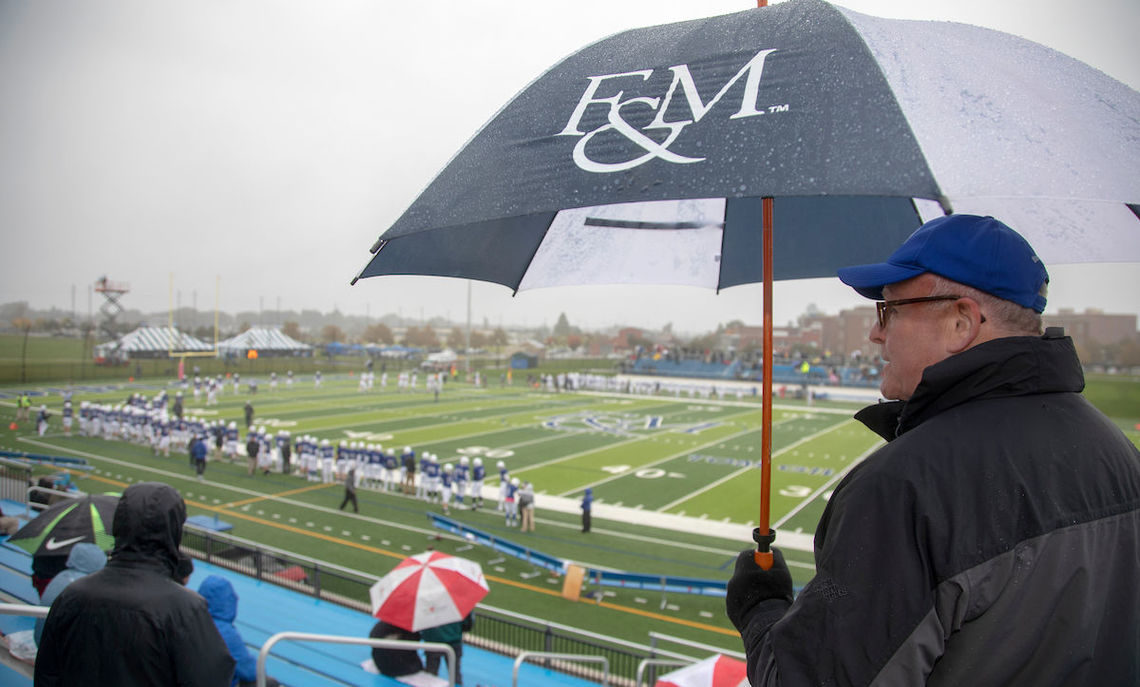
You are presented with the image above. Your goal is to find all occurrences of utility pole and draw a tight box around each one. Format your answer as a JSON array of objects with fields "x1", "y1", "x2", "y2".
[{"x1": 465, "y1": 280, "x2": 472, "y2": 375}]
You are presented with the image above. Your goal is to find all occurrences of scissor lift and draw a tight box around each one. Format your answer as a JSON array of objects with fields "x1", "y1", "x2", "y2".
[{"x1": 94, "y1": 276, "x2": 129, "y2": 338}]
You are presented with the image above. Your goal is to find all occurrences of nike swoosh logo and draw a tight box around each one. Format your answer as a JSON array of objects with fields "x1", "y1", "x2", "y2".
[{"x1": 44, "y1": 535, "x2": 86, "y2": 551}]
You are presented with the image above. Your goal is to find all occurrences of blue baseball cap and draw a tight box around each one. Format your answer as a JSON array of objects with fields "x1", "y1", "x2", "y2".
[{"x1": 836, "y1": 214, "x2": 1049, "y2": 312}]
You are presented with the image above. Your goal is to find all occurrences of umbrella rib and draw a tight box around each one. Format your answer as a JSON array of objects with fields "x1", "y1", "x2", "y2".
[
  {"x1": 583, "y1": 218, "x2": 725, "y2": 230},
  {"x1": 510, "y1": 214, "x2": 559, "y2": 297}
]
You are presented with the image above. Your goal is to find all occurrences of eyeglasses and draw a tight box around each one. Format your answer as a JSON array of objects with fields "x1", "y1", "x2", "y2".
[{"x1": 875, "y1": 295, "x2": 963, "y2": 329}]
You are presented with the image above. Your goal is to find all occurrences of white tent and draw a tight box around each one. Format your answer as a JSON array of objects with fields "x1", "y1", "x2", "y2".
[
  {"x1": 94, "y1": 326, "x2": 213, "y2": 360},
  {"x1": 216, "y1": 327, "x2": 311, "y2": 357}
]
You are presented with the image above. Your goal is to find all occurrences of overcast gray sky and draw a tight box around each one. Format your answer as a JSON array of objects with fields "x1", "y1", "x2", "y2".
[{"x1": 1, "y1": 0, "x2": 1137, "y2": 335}]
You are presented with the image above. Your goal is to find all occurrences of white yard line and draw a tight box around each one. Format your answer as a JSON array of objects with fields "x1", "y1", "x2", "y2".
[
  {"x1": 773, "y1": 435, "x2": 883, "y2": 529},
  {"x1": 656, "y1": 417, "x2": 853, "y2": 513},
  {"x1": 565, "y1": 413, "x2": 798, "y2": 497},
  {"x1": 533, "y1": 406, "x2": 761, "y2": 486}
]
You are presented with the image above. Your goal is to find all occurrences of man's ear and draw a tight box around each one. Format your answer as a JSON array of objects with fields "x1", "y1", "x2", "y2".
[{"x1": 946, "y1": 297, "x2": 985, "y2": 354}]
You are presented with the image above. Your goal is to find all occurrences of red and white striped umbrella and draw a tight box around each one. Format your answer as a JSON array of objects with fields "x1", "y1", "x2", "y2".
[
  {"x1": 369, "y1": 551, "x2": 489, "y2": 632},
  {"x1": 655, "y1": 654, "x2": 748, "y2": 687}
]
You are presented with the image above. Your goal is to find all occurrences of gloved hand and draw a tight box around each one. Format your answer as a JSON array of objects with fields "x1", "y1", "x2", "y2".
[{"x1": 725, "y1": 546, "x2": 793, "y2": 633}]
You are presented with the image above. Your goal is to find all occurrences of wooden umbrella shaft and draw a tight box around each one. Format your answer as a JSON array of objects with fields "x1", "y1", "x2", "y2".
[
  {"x1": 760, "y1": 196, "x2": 773, "y2": 537},
  {"x1": 753, "y1": 195, "x2": 776, "y2": 570}
]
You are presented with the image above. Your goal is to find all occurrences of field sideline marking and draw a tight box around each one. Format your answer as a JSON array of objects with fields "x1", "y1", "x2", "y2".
[
  {"x1": 656, "y1": 417, "x2": 855, "y2": 513},
  {"x1": 35, "y1": 445, "x2": 737, "y2": 636},
  {"x1": 772, "y1": 436, "x2": 883, "y2": 529}
]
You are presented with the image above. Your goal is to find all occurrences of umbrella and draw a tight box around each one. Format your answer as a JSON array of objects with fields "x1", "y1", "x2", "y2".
[
  {"x1": 354, "y1": 0, "x2": 1140, "y2": 560},
  {"x1": 369, "y1": 550, "x2": 489, "y2": 632},
  {"x1": 8, "y1": 493, "x2": 118, "y2": 573},
  {"x1": 655, "y1": 654, "x2": 748, "y2": 687}
]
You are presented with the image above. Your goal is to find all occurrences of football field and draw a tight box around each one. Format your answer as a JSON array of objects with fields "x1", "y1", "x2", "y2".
[
  {"x1": 22, "y1": 373, "x2": 880, "y2": 533},
  {"x1": 3, "y1": 371, "x2": 884, "y2": 649}
]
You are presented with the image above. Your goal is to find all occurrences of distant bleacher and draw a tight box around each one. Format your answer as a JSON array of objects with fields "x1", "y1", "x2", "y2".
[
  {"x1": 628, "y1": 358, "x2": 742, "y2": 380},
  {"x1": 627, "y1": 356, "x2": 881, "y2": 388},
  {"x1": 0, "y1": 451, "x2": 92, "y2": 472}
]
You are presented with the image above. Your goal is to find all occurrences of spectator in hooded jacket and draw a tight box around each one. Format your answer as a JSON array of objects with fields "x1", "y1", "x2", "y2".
[
  {"x1": 199, "y1": 574, "x2": 279, "y2": 687},
  {"x1": 34, "y1": 542, "x2": 106, "y2": 646},
  {"x1": 35, "y1": 482, "x2": 234, "y2": 687}
]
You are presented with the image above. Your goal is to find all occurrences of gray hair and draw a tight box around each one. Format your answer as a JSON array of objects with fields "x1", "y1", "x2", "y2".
[{"x1": 927, "y1": 274, "x2": 1044, "y2": 335}]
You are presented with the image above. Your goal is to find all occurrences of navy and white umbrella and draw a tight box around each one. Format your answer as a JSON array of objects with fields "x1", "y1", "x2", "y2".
[
  {"x1": 355, "y1": 0, "x2": 1139, "y2": 291},
  {"x1": 354, "y1": 0, "x2": 1140, "y2": 554}
]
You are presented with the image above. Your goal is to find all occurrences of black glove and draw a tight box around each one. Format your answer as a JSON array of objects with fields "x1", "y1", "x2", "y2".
[{"x1": 725, "y1": 546, "x2": 793, "y2": 633}]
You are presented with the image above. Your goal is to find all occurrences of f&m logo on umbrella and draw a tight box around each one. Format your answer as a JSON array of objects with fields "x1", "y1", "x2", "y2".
[{"x1": 556, "y1": 49, "x2": 781, "y2": 173}]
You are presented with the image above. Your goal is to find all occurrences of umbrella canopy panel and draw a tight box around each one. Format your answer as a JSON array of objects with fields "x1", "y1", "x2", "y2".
[
  {"x1": 9, "y1": 494, "x2": 118, "y2": 560},
  {"x1": 370, "y1": 551, "x2": 489, "y2": 633},
  {"x1": 655, "y1": 654, "x2": 748, "y2": 687}
]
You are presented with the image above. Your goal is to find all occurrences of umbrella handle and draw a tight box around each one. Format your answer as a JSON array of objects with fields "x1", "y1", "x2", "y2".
[{"x1": 752, "y1": 527, "x2": 776, "y2": 571}]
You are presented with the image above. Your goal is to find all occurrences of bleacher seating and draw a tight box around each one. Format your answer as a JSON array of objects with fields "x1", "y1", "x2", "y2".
[
  {"x1": 629, "y1": 358, "x2": 741, "y2": 379},
  {"x1": 628, "y1": 356, "x2": 881, "y2": 388},
  {"x1": 0, "y1": 539, "x2": 603, "y2": 687},
  {"x1": 0, "y1": 537, "x2": 38, "y2": 606}
]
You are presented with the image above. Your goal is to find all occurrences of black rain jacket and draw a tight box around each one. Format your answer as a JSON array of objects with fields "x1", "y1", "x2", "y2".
[
  {"x1": 738, "y1": 333, "x2": 1140, "y2": 686},
  {"x1": 35, "y1": 482, "x2": 235, "y2": 687}
]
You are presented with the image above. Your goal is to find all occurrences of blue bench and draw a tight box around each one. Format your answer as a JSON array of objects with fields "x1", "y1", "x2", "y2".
[
  {"x1": 0, "y1": 499, "x2": 31, "y2": 518},
  {"x1": 0, "y1": 544, "x2": 33, "y2": 575},
  {"x1": 260, "y1": 654, "x2": 359, "y2": 687},
  {"x1": 186, "y1": 568, "x2": 407, "y2": 687},
  {"x1": 0, "y1": 660, "x2": 31, "y2": 687},
  {"x1": 0, "y1": 612, "x2": 35, "y2": 635},
  {"x1": 0, "y1": 566, "x2": 39, "y2": 604},
  {"x1": 182, "y1": 559, "x2": 602, "y2": 687}
]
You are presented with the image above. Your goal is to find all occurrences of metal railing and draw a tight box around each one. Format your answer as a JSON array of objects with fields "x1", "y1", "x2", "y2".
[
  {"x1": 0, "y1": 458, "x2": 33, "y2": 507},
  {"x1": 0, "y1": 602, "x2": 48, "y2": 619},
  {"x1": 635, "y1": 659, "x2": 692, "y2": 687},
  {"x1": 178, "y1": 526, "x2": 742, "y2": 686},
  {"x1": 513, "y1": 652, "x2": 608, "y2": 687},
  {"x1": 256, "y1": 632, "x2": 455, "y2": 687},
  {"x1": 180, "y1": 526, "x2": 375, "y2": 611}
]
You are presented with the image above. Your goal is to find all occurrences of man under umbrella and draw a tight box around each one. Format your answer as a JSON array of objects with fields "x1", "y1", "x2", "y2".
[{"x1": 725, "y1": 216, "x2": 1140, "y2": 686}]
